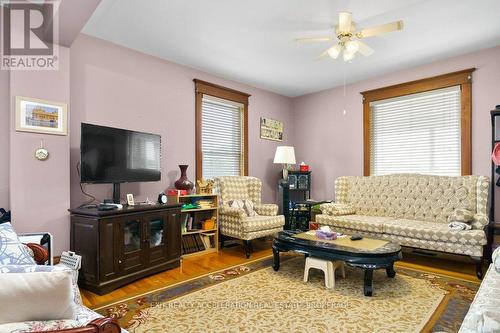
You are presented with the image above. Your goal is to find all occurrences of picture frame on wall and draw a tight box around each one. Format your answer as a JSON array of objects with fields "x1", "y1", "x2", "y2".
[
  {"x1": 260, "y1": 117, "x2": 283, "y2": 141},
  {"x1": 15, "y1": 96, "x2": 68, "y2": 136}
]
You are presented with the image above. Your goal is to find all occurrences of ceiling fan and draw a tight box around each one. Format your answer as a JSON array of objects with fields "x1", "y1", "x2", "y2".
[{"x1": 295, "y1": 12, "x2": 404, "y2": 62}]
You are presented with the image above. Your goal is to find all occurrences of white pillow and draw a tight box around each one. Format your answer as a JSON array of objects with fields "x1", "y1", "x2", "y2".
[{"x1": 0, "y1": 269, "x2": 75, "y2": 324}]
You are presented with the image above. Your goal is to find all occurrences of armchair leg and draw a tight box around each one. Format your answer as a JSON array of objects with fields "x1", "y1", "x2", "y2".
[
  {"x1": 243, "y1": 240, "x2": 252, "y2": 259},
  {"x1": 471, "y1": 256, "x2": 484, "y2": 280},
  {"x1": 220, "y1": 234, "x2": 225, "y2": 249}
]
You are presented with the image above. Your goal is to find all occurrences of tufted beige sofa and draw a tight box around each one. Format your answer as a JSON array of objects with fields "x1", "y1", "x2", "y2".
[{"x1": 317, "y1": 174, "x2": 490, "y2": 279}]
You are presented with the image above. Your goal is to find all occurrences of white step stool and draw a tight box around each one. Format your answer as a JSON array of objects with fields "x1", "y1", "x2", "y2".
[{"x1": 304, "y1": 257, "x2": 346, "y2": 289}]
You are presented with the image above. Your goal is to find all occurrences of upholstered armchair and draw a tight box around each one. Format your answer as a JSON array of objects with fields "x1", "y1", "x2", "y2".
[{"x1": 215, "y1": 176, "x2": 285, "y2": 258}]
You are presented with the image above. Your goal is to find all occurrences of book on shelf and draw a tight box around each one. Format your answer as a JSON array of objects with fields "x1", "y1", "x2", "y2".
[
  {"x1": 193, "y1": 199, "x2": 214, "y2": 209},
  {"x1": 181, "y1": 234, "x2": 208, "y2": 254},
  {"x1": 200, "y1": 234, "x2": 214, "y2": 249},
  {"x1": 181, "y1": 214, "x2": 189, "y2": 233}
]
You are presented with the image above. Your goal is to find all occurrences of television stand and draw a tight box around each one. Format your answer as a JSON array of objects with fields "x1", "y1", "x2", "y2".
[{"x1": 69, "y1": 203, "x2": 183, "y2": 294}]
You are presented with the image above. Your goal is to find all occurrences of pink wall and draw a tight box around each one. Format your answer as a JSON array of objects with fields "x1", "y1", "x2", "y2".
[
  {"x1": 0, "y1": 70, "x2": 9, "y2": 210},
  {"x1": 9, "y1": 47, "x2": 71, "y2": 254},
  {"x1": 70, "y1": 34, "x2": 294, "y2": 207},
  {"x1": 292, "y1": 46, "x2": 500, "y2": 204}
]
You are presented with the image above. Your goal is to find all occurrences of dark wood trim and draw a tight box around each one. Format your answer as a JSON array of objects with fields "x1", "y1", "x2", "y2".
[
  {"x1": 195, "y1": 91, "x2": 203, "y2": 182},
  {"x1": 361, "y1": 68, "x2": 475, "y2": 176},
  {"x1": 194, "y1": 79, "x2": 250, "y2": 105},
  {"x1": 194, "y1": 79, "x2": 250, "y2": 181},
  {"x1": 243, "y1": 103, "x2": 249, "y2": 176}
]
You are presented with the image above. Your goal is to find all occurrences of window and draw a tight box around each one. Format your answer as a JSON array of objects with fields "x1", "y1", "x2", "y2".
[
  {"x1": 370, "y1": 86, "x2": 461, "y2": 176},
  {"x1": 362, "y1": 69, "x2": 473, "y2": 176},
  {"x1": 194, "y1": 79, "x2": 249, "y2": 180}
]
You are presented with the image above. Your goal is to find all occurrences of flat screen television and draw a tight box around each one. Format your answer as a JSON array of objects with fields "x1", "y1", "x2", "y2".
[{"x1": 80, "y1": 123, "x2": 161, "y2": 185}]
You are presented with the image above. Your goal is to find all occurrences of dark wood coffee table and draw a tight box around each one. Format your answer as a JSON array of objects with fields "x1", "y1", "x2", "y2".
[{"x1": 272, "y1": 230, "x2": 402, "y2": 296}]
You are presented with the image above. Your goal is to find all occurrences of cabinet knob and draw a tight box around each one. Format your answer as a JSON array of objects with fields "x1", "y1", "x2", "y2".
[{"x1": 118, "y1": 260, "x2": 122, "y2": 264}]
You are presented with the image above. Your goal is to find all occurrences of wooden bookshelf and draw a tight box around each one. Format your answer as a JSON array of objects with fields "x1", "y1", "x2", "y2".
[{"x1": 167, "y1": 193, "x2": 219, "y2": 257}]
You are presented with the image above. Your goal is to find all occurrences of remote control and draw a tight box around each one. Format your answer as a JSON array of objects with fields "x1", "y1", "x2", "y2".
[{"x1": 350, "y1": 235, "x2": 363, "y2": 241}]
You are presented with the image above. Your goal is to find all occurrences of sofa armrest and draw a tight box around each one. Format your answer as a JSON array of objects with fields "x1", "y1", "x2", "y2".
[
  {"x1": 319, "y1": 203, "x2": 356, "y2": 216},
  {"x1": 472, "y1": 213, "x2": 489, "y2": 230},
  {"x1": 25, "y1": 243, "x2": 49, "y2": 265},
  {"x1": 44, "y1": 318, "x2": 121, "y2": 333},
  {"x1": 220, "y1": 206, "x2": 246, "y2": 219},
  {"x1": 254, "y1": 204, "x2": 278, "y2": 216}
]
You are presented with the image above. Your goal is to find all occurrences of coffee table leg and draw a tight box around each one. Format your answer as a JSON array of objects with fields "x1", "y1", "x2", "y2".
[
  {"x1": 364, "y1": 269, "x2": 373, "y2": 296},
  {"x1": 272, "y1": 247, "x2": 280, "y2": 271},
  {"x1": 386, "y1": 263, "x2": 396, "y2": 278}
]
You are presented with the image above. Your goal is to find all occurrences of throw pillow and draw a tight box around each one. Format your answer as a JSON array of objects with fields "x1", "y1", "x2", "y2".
[
  {"x1": 0, "y1": 223, "x2": 36, "y2": 265},
  {"x1": 0, "y1": 267, "x2": 75, "y2": 324},
  {"x1": 447, "y1": 208, "x2": 474, "y2": 224},
  {"x1": 242, "y1": 199, "x2": 257, "y2": 217},
  {"x1": 227, "y1": 199, "x2": 256, "y2": 217}
]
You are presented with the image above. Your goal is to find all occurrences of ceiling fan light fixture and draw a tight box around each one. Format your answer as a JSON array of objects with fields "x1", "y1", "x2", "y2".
[
  {"x1": 345, "y1": 40, "x2": 359, "y2": 54},
  {"x1": 343, "y1": 50, "x2": 356, "y2": 62},
  {"x1": 327, "y1": 44, "x2": 342, "y2": 59}
]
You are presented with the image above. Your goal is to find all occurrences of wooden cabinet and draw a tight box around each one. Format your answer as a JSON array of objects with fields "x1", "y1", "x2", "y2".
[{"x1": 70, "y1": 204, "x2": 182, "y2": 295}]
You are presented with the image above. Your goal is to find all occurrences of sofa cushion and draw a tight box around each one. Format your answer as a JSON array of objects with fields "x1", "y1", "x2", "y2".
[
  {"x1": 243, "y1": 215, "x2": 285, "y2": 233},
  {"x1": 384, "y1": 219, "x2": 486, "y2": 246},
  {"x1": 0, "y1": 304, "x2": 104, "y2": 333},
  {"x1": 319, "y1": 203, "x2": 356, "y2": 216},
  {"x1": 0, "y1": 223, "x2": 36, "y2": 265},
  {"x1": 0, "y1": 267, "x2": 75, "y2": 324},
  {"x1": 317, "y1": 215, "x2": 393, "y2": 234}
]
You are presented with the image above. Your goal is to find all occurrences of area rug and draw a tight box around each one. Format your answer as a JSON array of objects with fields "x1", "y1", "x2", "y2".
[{"x1": 95, "y1": 255, "x2": 479, "y2": 333}]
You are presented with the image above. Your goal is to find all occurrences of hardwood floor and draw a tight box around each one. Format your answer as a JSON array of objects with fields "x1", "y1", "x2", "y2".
[
  {"x1": 81, "y1": 240, "x2": 274, "y2": 309},
  {"x1": 82, "y1": 239, "x2": 483, "y2": 309}
]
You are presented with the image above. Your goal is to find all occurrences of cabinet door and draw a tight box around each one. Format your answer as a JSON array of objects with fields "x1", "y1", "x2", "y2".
[
  {"x1": 119, "y1": 217, "x2": 147, "y2": 274},
  {"x1": 167, "y1": 211, "x2": 181, "y2": 260},
  {"x1": 143, "y1": 212, "x2": 169, "y2": 265},
  {"x1": 99, "y1": 218, "x2": 121, "y2": 282}
]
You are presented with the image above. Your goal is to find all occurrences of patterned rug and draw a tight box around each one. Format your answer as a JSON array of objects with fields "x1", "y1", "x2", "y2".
[{"x1": 95, "y1": 255, "x2": 479, "y2": 333}]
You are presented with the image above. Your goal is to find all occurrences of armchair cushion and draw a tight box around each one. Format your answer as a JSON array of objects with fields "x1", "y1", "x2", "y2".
[
  {"x1": 319, "y1": 203, "x2": 356, "y2": 216},
  {"x1": 254, "y1": 204, "x2": 278, "y2": 216},
  {"x1": 0, "y1": 223, "x2": 36, "y2": 265},
  {"x1": 220, "y1": 205, "x2": 247, "y2": 219},
  {"x1": 0, "y1": 266, "x2": 75, "y2": 324},
  {"x1": 242, "y1": 215, "x2": 285, "y2": 233}
]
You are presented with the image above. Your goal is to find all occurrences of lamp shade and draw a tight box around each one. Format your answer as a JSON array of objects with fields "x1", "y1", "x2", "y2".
[{"x1": 273, "y1": 146, "x2": 296, "y2": 164}]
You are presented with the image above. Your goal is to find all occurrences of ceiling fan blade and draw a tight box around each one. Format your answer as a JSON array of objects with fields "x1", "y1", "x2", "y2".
[
  {"x1": 357, "y1": 40, "x2": 374, "y2": 56},
  {"x1": 317, "y1": 48, "x2": 330, "y2": 59},
  {"x1": 357, "y1": 20, "x2": 403, "y2": 38},
  {"x1": 338, "y1": 12, "x2": 352, "y2": 33},
  {"x1": 294, "y1": 37, "x2": 333, "y2": 43}
]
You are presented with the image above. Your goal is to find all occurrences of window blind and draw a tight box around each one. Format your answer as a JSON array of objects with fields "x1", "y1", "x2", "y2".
[
  {"x1": 201, "y1": 95, "x2": 244, "y2": 179},
  {"x1": 370, "y1": 85, "x2": 461, "y2": 176}
]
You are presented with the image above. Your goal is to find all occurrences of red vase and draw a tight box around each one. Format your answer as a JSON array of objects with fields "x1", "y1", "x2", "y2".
[{"x1": 174, "y1": 165, "x2": 194, "y2": 192}]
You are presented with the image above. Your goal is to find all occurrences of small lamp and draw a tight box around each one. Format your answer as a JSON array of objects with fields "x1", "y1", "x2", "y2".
[{"x1": 273, "y1": 146, "x2": 296, "y2": 180}]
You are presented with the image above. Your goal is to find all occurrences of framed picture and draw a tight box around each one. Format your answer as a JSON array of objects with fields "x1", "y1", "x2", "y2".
[
  {"x1": 260, "y1": 117, "x2": 283, "y2": 141},
  {"x1": 16, "y1": 96, "x2": 68, "y2": 135}
]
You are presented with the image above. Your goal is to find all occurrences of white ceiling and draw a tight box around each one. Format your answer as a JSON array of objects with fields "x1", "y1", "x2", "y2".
[{"x1": 83, "y1": 0, "x2": 500, "y2": 97}]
